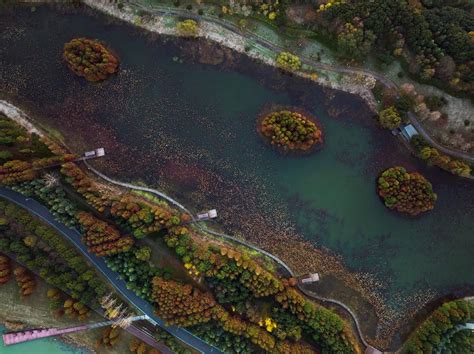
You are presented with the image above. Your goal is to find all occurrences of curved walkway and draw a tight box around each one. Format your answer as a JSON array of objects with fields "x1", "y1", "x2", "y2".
[
  {"x1": 84, "y1": 161, "x2": 371, "y2": 350},
  {"x1": 0, "y1": 187, "x2": 222, "y2": 354},
  {"x1": 84, "y1": 161, "x2": 296, "y2": 278},
  {"x1": 124, "y1": 0, "x2": 474, "y2": 164}
]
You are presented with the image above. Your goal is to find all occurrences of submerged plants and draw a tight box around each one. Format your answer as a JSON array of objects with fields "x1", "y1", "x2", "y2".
[
  {"x1": 63, "y1": 38, "x2": 119, "y2": 82},
  {"x1": 258, "y1": 110, "x2": 323, "y2": 153},
  {"x1": 377, "y1": 166, "x2": 437, "y2": 216}
]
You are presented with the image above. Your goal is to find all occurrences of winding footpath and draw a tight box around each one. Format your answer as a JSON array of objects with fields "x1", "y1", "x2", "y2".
[
  {"x1": 84, "y1": 161, "x2": 371, "y2": 350},
  {"x1": 123, "y1": 0, "x2": 474, "y2": 164},
  {"x1": 0, "y1": 187, "x2": 222, "y2": 354}
]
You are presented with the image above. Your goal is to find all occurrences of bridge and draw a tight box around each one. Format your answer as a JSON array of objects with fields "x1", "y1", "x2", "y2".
[{"x1": 3, "y1": 315, "x2": 147, "y2": 346}]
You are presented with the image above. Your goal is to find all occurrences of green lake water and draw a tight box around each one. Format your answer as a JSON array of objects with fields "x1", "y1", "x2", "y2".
[{"x1": 0, "y1": 3, "x2": 473, "y2": 340}]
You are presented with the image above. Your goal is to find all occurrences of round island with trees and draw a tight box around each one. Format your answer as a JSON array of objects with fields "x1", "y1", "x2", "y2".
[
  {"x1": 63, "y1": 38, "x2": 119, "y2": 82},
  {"x1": 258, "y1": 110, "x2": 323, "y2": 154},
  {"x1": 377, "y1": 166, "x2": 437, "y2": 216}
]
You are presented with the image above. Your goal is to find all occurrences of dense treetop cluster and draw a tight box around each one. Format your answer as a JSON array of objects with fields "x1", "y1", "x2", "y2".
[
  {"x1": 259, "y1": 110, "x2": 323, "y2": 153},
  {"x1": 378, "y1": 166, "x2": 437, "y2": 216},
  {"x1": 402, "y1": 299, "x2": 473, "y2": 353},
  {"x1": 322, "y1": 0, "x2": 474, "y2": 95},
  {"x1": 63, "y1": 38, "x2": 119, "y2": 82}
]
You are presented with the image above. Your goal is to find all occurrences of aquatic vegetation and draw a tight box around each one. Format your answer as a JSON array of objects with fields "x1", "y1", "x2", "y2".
[
  {"x1": 63, "y1": 38, "x2": 119, "y2": 82},
  {"x1": 377, "y1": 167, "x2": 437, "y2": 216},
  {"x1": 258, "y1": 110, "x2": 323, "y2": 153}
]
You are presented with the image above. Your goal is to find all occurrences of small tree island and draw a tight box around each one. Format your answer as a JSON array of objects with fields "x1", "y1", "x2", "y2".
[
  {"x1": 258, "y1": 110, "x2": 323, "y2": 154},
  {"x1": 63, "y1": 38, "x2": 119, "y2": 82},
  {"x1": 377, "y1": 167, "x2": 437, "y2": 216}
]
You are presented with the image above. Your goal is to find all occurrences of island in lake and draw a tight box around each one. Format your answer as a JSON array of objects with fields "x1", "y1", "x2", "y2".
[{"x1": 0, "y1": 1, "x2": 473, "y2": 354}]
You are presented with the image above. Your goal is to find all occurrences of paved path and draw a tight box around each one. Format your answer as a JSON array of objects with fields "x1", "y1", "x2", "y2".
[
  {"x1": 84, "y1": 161, "x2": 371, "y2": 351},
  {"x1": 125, "y1": 0, "x2": 474, "y2": 164},
  {"x1": 0, "y1": 187, "x2": 222, "y2": 354},
  {"x1": 84, "y1": 161, "x2": 296, "y2": 278}
]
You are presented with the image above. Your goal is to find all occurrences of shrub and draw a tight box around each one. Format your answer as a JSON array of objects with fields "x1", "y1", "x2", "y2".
[
  {"x1": 63, "y1": 38, "x2": 119, "y2": 82},
  {"x1": 176, "y1": 19, "x2": 198, "y2": 37},
  {"x1": 378, "y1": 106, "x2": 401, "y2": 129},
  {"x1": 0, "y1": 151, "x2": 13, "y2": 160},
  {"x1": 258, "y1": 110, "x2": 323, "y2": 153},
  {"x1": 377, "y1": 167, "x2": 437, "y2": 216},
  {"x1": 276, "y1": 52, "x2": 301, "y2": 71}
]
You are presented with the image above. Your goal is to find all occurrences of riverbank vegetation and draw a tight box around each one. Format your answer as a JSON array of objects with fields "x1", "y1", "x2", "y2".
[
  {"x1": 377, "y1": 167, "x2": 437, "y2": 216},
  {"x1": 0, "y1": 113, "x2": 358, "y2": 352},
  {"x1": 410, "y1": 135, "x2": 472, "y2": 177},
  {"x1": 258, "y1": 110, "x2": 323, "y2": 153},
  {"x1": 176, "y1": 19, "x2": 199, "y2": 36},
  {"x1": 276, "y1": 52, "x2": 301, "y2": 72},
  {"x1": 378, "y1": 106, "x2": 401, "y2": 130},
  {"x1": 320, "y1": 1, "x2": 474, "y2": 97},
  {"x1": 402, "y1": 299, "x2": 474, "y2": 353},
  {"x1": 63, "y1": 38, "x2": 119, "y2": 82}
]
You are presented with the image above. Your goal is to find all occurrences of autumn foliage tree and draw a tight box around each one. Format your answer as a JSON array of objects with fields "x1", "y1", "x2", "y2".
[
  {"x1": 96, "y1": 326, "x2": 121, "y2": 348},
  {"x1": 76, "y1": 211, "x2": 134, "y2": 256},
  {"x1": 275, "y1": 287, "x2": 355, "y2": 353},
  {"x1": 259, "y1": 110, "x2": 323, "y2": 153},
  {"x1": 63, "y1": 38, "x2": 119, "y2": 82},
  {"x1": 129, "y1": 338, "x2": 160, "y2": 354},
  {"x1": 377, "y1": 167, "x2": 437, "y2": 216},
  {"x1": 61, "y1": 162, "x2": 179, "y2": 238},
  {"x1": 63, "y1": 298, "x2": 90, "y2": 321},
  {"x1": 13, "y1": 266, "x2": 36, "y2": 297},
  {"x1": 0, "y1": 254, "x2": 11, "y2": 285},
  {"x1": 152, "y1": 277, "x2": 215, "y2": 327},
  {"x1": 402, "y1": 300, "x2": 473, "y2": 353},
  {"x1": 0, "y1": 160, "x2": 37, "y2": 185},
  {"x1": 378, "y1": 106, "x2": 402, "y2": 129}
]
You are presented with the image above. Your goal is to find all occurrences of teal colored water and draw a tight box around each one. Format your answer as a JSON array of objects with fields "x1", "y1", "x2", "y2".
[
  {"x1": 0, "y1": 2, "x2": 472, "y2": 322},
  {"x1": 0, "y1": 326, "x2": 88, "y2": 354}
]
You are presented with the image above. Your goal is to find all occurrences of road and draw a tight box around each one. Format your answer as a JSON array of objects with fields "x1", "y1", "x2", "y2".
[
  {"x1": 125, "y1": 0, "x2": 474, "y2": 164},
  {"x1": 0, "y1": 187, "x2": 222, "y2": 354},
  {"x1": 84, "y1": 161, "x2": 372, "y2": 351}
]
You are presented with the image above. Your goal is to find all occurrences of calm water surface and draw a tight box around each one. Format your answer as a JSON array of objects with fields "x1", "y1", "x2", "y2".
[{"x1": 0, "y1": 3, "x2": 473, "y2": 317}]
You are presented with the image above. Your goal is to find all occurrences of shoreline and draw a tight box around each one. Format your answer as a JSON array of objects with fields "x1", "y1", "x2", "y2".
[
  {"x1": 82, "y1": 0, "x2": 378, "y2": 114},
  {"x1": 1, "y1": 3, "x2": 473, "y2": 350},
  {"x1": 3, "y1": 98, "x2": 470, "y2": 352}
]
